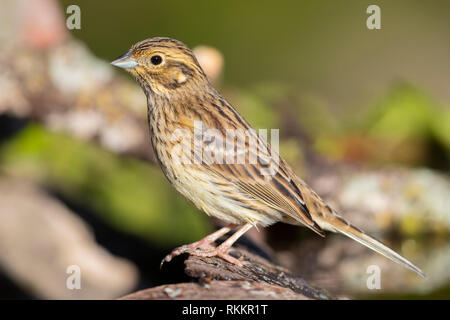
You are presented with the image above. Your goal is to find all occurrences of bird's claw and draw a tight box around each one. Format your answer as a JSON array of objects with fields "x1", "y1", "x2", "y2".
[{"x1": 160, "y1": 245, "x2": 244, "y2": 268}]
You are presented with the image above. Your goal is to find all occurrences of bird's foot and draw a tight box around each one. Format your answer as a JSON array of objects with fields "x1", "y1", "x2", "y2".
[
  {"x1": 161, "y1": 243, "x2": 243, "y2": 268},
  {"x1": 189, "y1": 246, "x2": 243, "y2": 266},
  {"x1": 160, "y1": 240, "x2": 213, "y2": 268},
  {"x1": 160, "y1": 223, "x2": 250, "y2": 268}
]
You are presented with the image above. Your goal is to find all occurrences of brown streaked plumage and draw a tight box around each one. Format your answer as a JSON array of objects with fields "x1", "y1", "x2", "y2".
[{"x1": 111, "y1": 37, "x2": 425, "y2": 277}]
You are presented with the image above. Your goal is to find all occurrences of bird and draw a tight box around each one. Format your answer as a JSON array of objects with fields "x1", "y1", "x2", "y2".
[{"x1": 111, "y1": 37, "x2": 425, "y2": 277}]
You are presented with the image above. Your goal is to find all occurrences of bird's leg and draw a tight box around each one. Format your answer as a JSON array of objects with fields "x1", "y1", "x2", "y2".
[
  {"x1": 161, "y1": 223, "x2": 236, "y2": 267},
  {"x1": 199, "y1": 223, "x2": 253, "y2": 265}
]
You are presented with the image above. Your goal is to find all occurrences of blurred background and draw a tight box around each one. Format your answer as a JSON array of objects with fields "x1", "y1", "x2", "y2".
[{"x1": 0, "y1": 0, "x2": 449, "y2": 299}]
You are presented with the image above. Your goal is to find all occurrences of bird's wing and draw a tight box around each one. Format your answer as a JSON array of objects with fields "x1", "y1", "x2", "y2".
[
  {"x1": 193, "y1": 98, "x2": 325, "y2": 236},
  {"x1": 205, "y1": 161, "x2": 326, "y2": 236}
]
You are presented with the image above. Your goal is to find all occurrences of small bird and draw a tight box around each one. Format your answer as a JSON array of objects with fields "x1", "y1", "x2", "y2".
[{"x1": 111, "y1": 37, "x2": 425, "y2": 277}]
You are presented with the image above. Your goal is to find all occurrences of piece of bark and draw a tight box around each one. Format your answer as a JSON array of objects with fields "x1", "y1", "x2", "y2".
[
  {"x1": 120, "y1": 280, "x2": 313, "y2": 300},
  {"x1": 183, "y1": 246, "x2": 334, "y2": 300},
  {"x1": 121, "y1": 245, "x2": 335, "y2": 300}
]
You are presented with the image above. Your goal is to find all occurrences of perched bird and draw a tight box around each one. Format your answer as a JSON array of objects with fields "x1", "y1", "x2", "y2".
[{"x1": 111, "y1": 37, "x2": 425, "y2": 277}]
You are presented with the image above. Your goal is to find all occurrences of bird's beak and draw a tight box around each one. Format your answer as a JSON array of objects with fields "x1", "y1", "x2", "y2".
[{"x1": 111, "y1": 52, "x2": 138, "y2": 69}]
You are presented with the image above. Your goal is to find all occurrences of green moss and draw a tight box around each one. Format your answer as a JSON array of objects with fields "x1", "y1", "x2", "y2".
[
  {"x1": 431, "y1": 107, "x2": 450, "y2": 150},
  {"x1": 366, "y1": 84, "x2": 437, "y2": 141}
]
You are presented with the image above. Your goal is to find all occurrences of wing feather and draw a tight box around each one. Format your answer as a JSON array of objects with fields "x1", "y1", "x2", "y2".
[{"x1": 194, "y1": 104, "x2": 324, "y2": 235}]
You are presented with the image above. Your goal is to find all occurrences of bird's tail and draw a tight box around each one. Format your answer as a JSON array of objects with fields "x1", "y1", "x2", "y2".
[{"x1": 317, "y1": 213, "x2": 426, "y2": 278}]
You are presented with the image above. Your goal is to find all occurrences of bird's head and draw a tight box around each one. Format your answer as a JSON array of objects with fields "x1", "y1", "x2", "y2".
[{"x1": 111, "y1": 37, "x2": 209, "y2": 98}]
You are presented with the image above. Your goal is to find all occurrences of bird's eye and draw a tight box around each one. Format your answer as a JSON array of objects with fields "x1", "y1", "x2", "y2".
[{"x1": 150, "y1": 55, "x2": 163, "y2": 65}]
